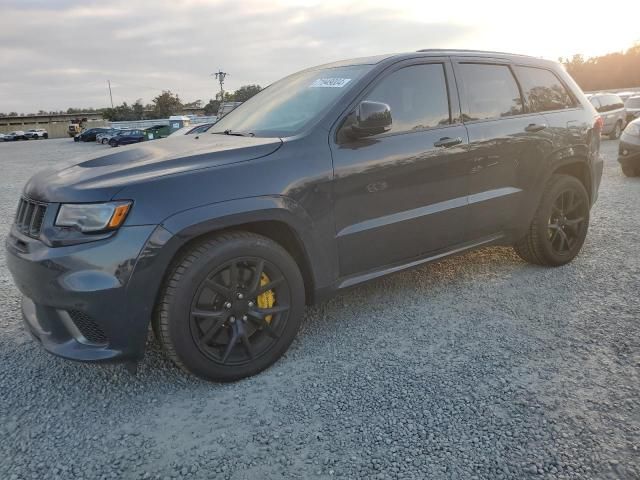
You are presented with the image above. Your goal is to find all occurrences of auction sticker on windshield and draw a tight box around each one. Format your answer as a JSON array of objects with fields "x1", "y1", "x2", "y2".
[{"x1": 309, "y1": 78, "x2": 352, "y2": 88}]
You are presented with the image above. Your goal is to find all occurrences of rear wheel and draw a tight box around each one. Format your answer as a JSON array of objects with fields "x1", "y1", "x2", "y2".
[
  {"x1": 621, "y1": 165, "x2": 639, "y2": 177},
  {"x1": 514, "y1": 174, "x2": 589, "y2": 266},
  {"x1": 154, "y1": 231, "x2": 305, "y2": 382}
]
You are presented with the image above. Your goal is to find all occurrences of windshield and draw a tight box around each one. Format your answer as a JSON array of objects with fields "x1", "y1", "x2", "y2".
[
  {"x1": 211, "y1": 64, "x2": 371, "y2": 137},
  {"x1": 626, "y1": 97, "x2": 640, "y2": 108}
]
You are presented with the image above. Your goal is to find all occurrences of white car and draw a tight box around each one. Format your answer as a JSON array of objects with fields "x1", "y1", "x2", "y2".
[{"x1": 24, "y1": 128, "x2": 48, "y2": 140}]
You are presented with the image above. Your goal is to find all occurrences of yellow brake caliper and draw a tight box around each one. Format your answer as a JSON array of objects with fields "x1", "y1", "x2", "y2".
[{"x1": 256, "y1": 273, "x2": 275, "y2": 324}]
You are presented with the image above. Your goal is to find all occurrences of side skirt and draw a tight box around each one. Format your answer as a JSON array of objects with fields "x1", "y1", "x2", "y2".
[{"x1": 336, "y1": 233, "x2": 505, "y2": 290}]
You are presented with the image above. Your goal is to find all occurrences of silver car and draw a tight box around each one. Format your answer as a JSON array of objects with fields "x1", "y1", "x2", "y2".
[
  {"x1": 624, "y1": 96, "x2": 640, "y2": 124},
  {"x1": 96, "y1": 128, "x2": 121, "y2": 144},
  {"x1": 589, "y1": 93, "x2": 627, "y2": 139}
]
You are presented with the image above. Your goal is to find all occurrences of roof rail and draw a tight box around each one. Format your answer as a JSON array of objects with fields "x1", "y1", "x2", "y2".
[{"x1": 416, "y1": 48, "x2": 533, "y2": 58}]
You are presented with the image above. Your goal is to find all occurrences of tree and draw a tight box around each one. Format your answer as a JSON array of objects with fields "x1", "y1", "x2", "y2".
[
  {"x1": 132, "y1": 99, "x2": 145, "y2": 120},
  {"x1": 151, "y1": 90, "x2": 182, "y2": 118},
  {"x1": 232, "y1": 84, "x2": 261, "y2": 102},
  {"x1": 203, "y1": 99, "x2": 220, "y2": 115},
  {"x1": 562, "y1": 44, "x2": 640, "y2": 91},
  {"x1": 183, "y1": 100, "x2": 203, "y2": 109}
]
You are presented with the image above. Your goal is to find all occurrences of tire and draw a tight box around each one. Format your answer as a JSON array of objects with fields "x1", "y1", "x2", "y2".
[
  {"x1": 109, "y1": 140, "x2": 117, "y2": 147},
  {"x1": 43, "y1": 134, "x2": 47, "y2": 139},
  {"x1": 514, "y1": 174, "x2": 590, "y2": 267},
  {"x1": 153, "y1": 231, "x2": 305, "y2": 382},
  {"x1": 609, "y1": 121, "x2": 622, "y2": 140},
  {"x1": 101, "y1": 138, "x2": 108, "y2": 144},
  {"x1": 621, "y1": 165, "x2": 639, "y2": 177}
]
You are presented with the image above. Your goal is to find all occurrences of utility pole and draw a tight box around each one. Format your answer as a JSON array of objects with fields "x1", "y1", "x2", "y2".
[
  {"x1": 107, "y1": 80, "x2": 114, "y2": 108},
  {"x1": 212, "y1": 70, "x2": 228, "y2": 105}
]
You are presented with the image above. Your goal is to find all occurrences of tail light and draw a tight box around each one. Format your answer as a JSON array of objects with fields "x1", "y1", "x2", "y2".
[{"x1": 594, "y1": 116, "x2": 604, "y2": 133}]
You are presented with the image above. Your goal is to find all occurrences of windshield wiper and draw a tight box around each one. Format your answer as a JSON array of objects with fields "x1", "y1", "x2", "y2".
[{"x1": 220, "y1": 129, "x2": 255, "y2": 137}]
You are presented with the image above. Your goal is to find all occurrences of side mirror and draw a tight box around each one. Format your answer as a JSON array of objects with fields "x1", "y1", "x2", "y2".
[{"x1": 350, "y1": 101, "x2": 392, "y2": 138}]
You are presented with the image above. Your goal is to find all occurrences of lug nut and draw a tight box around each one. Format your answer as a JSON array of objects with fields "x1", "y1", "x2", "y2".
[
  {"x1": 229, "y1": 316, "x2": 236, "y2": 323},
  {"x1": 248, "y1": 301, "x2": 254, "y2": 307},
  {"x1": 224, "y1": 302, "x2": 232, "y2": 309},
  {"x1": 237, "y1": 293, "x2": 244, "y2": 300},
  {"x1": 242, "y1": 315, "x2": 248, "y2": 321}
]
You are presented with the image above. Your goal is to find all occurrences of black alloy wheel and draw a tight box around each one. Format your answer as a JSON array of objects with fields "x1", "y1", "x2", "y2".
[
  {"x1": 514, "y1": 174, "x2": 590, "y2": 266},
  {"x1": 154, "y1": 231, "x2": 305, "y2": 381},
  {"x1": 547, "y1": 189, "x2": 588, "y2": 257},
  {"x1": 189, "y1": 257, "x2": 290, "y2": 366}
]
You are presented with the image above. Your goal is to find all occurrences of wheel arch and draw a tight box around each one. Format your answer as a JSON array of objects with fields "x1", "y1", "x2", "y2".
[
  {"x1": 158, "y1": 196, "x2": 329, "y2": 305},
  {"x1": 552, "y1": 158, "x2": 593, "y2": 202}
]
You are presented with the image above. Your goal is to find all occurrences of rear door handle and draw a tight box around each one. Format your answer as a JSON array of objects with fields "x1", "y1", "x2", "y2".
[
  {"x1": 434, "y1": 136, "x2": 463, "y2": 148},
  {"x1": 524, "y1": 123, "x2": 547, "y2": 132}
]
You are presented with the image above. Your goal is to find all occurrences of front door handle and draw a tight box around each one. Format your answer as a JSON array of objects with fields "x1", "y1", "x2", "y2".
[
  {"x1": 434, "y1": 136, "x2": 463, "y2": 148},
  {"x1": 524, "y1": 123, "x2": 547, "y2": 132}
]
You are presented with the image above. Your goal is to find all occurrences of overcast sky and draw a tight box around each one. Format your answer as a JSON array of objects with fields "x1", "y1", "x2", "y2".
[{"x1": 1, "y1": 0, "x2": 639, "y2": 113}]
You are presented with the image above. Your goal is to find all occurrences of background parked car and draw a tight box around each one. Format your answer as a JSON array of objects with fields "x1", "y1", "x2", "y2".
[
  {"x1": 618, "y1": 118, "x2": 640, "y2": 177},
  {"x1": 3, "y1": 131, "x2": 26, "y2": 141},
  {"x1": 589, "y1": 93, "x2": 627, "y2": 139},
  {"x1": 169, "y1": 122, "x2": 215, "y2": 136},
  {"x1": 0, "y1": 133, "x2": 5, "y2": 141},
  {"x1": 108, "y1": 129, "x2": 145, "y2": 147},
  {"x1": 96, "y1": 129, "x2": 120, "y2": 144},
  {"x1": 24, "y1": 128, "x2": 48, "y2": 140},
  {"x1": 624, "y1": 95, "x2": 640, "y2": 123},
  {"x1": 74, "y1": 127, "x2": 110, "y2": 142},
  {"x1": 615, "y1": 91, "x2": 637, "y2": 102}
]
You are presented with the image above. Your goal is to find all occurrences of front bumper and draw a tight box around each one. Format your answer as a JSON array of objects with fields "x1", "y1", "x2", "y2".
[{"x1": 6, "y1": 224, "x2": 167, "y2": 362}]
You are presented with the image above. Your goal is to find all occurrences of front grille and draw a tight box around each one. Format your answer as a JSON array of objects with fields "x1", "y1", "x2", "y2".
[
  {"x1": 68, "y1": 310, "x2": 108, "y2": 345},
  {"x1": 14, "y1": 197, "x2": 47, "y2": 238}
]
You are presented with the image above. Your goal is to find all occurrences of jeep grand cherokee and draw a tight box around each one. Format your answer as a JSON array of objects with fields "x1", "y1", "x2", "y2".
[{"x1": 6, "y1": 50, "x2": 603, "y2": 381}]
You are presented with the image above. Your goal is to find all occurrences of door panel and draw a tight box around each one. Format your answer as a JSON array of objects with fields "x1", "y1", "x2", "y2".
[
  {"x1": 453, "y1": 60, "x2": 555, "y2": 239},
  {"x1": 464, "y1": 116, "x2": 553, "y2": 238},
  {"x1": 332, "y1": 126, "x2": 469, "y2": 276},
  {"x1": 331, "y1": 60, "x2": 472, "y2": 277}
]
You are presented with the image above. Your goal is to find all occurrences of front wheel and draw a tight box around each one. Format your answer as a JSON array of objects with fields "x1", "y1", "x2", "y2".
[
  {"x1": 108, "y1": 140, "x2": 117, "y2": 147},
  {"x1": 153, "y1": 231, "x2": 305, "y2": 382},
  {"x1": 514, "y1": 174, "x2": 590, "y2": 266}
]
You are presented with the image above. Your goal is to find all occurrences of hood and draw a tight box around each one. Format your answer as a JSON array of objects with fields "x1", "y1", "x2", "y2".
[{"x1": 24, "y1": 133, "x2": 282, "y2": 203}]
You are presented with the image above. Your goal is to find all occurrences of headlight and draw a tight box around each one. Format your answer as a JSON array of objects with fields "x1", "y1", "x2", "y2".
[
  {"x1": 624, "y1": 122, "x2": 640, "y2": 137},
  {"x1": 56, "y1": 201, "x2": 131, "y2": 232}
]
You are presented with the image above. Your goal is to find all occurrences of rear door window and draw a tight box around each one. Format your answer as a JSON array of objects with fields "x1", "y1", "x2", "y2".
[
  {"x1": 513, "y1": 66, "x2": 575, "y2": 112},
  {"x1": 457, "y1": 63, "x2": 523, "y2": 121}
]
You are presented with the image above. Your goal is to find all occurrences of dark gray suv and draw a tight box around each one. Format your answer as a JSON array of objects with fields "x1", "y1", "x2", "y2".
[{"x1": 6, "y1": 50, "x2": 603, "y2": 381}]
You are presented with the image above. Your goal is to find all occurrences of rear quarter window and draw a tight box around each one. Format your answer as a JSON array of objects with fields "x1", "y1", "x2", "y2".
[
  {"x1": 513, "y1": 66, "x2": 575, "y2": 112},
  {"x1": 457, "y1": 63, "x2": 523, "y2": 121}
]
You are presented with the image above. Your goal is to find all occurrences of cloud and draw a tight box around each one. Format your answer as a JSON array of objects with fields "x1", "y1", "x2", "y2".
[{"x1": 0, "y1": 0, "x2": 476, "y2": 112}]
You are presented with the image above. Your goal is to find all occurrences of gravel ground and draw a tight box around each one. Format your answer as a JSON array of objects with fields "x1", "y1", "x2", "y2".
[{"x1": 0, "y1": 138, "x2": 638, "y2": 480}]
